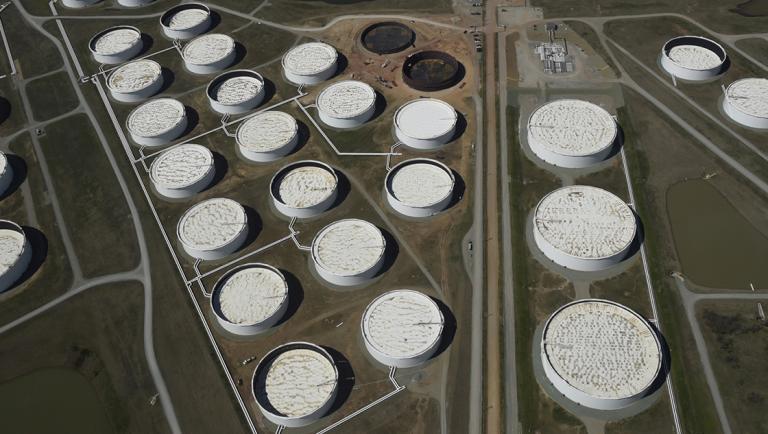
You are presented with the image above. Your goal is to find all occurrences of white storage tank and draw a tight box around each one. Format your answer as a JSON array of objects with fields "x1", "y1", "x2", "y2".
[
  {"x1": 210, "y1": 263, "x2": 289, "y2": 335},
  {"x1": 182, "y1": 34, "x2": 236, "y2": 75},
  {"x1": 394, "y1": 98, "x2": 458, "y2": 149},
  {"x1": 252, "y1": 342, "x2": 339, "y2": 428},
  {"x1": 527, "y1": 99, "x2": 619, "y2": 168},
  {"x1": 317, "y1": 80, "x2": 377, "y2": 129},
  {"x1": 206, "y1": 70, "x2": 265, "y2": 115},
  {"x1": 282, "y1": 42, "x2": 338, "y2": 86},
  {"x1": 361, "y1": 289, "x2": 445, "y2": 368},
  {"x1": 61, "y1": 0, "x2": 100, "y2": 8},
  {"x1": 126, "y1": 98, "x2": 188, "y2": 146},
  {"x1": 107, "y1": 59, "x2": 164, "y2": 103},
  {"x1": 0, "y1": 151, "x2": 14, "y2": 197},
  {"x1": 722, "y1": 78, "x2": 768, "y2": 129},
  {"x1": 0, "y1": 220, "x2": 32, "y2": 293},
  {"x1": 235, "y1": 111, "x2": 299, "y2": 162},
  {"x1": 270, "y1": 160, "x2": 338, "y2": 218},
  {"x1": 541, "y1": 299, "x2": 664, "y2": 410},
  {"x1": 149, "y1": 144, "x2": 215, "y2": 199},
  {"x1": 88, "y1": 26, "x2": 143, "y2": 65},
  {"x1": 177, "y1": 198, "x2": 249, "y2": 260},
  {"x1": 660, "y1": 36, "x2": 726, "y2": 81},
  {"x1": 116, "y1": 0, "x2": 154, "y2": 6},
  {"x1": 160, "y1": 3, "x2": 211, "y2": 40},
  {"x1": 311, "y1": 219, "x2": 386, "y2": 286},
  {"x1": 385, "y1": 158, "x2": 455, "y2": 218},
  {"x1": 533, "y1": 185, "x2": 637, "y2": 272}
]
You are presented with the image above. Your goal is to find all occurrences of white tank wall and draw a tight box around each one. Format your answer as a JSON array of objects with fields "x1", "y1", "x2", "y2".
[
  {"x1": 395, "y1": 128, "x2": 454, "y2": 150},
  {"x1": 318, "y1": 106, "x2": 375, "y2": 129},
  {"x1": 238, "y1": 134, "x2": 299, "y2": 163},
  {"x1": 313, "y1": 259, "x2": 384, "y2": 286},
  {"x1": 0, "y1": 224, "x2": 32, "y2": 294},
  {"x1": 116, "y1": 0, "x2": 154, "y2": 7},
  {"x1": 285, "y1": 65, "x2": 337, "y2": 86},
  {"x1": 528, "y1": 131, "x2": 617, "y2": 168},
  {"x1": 160, "y1": 6, "x2": 212, "y2": 40},
  {"x1": 0, "y1": 161, "x2": 13, "y2": 197},
  {"x1": 533, "y1": 221, "x2": 634, "y2": 272},
  {"x1": 179, "y1": 224, "x2": 248, "y2": 260},
  {"x1": 90, "y1": 30, "x2": 143, "y2": 65},
  {"x1": 185, "y1": 50, "x2": 236, "y2": 75},
  {"x1": 660, "y1": 37, "x2": 726, "y2": 81},
  {"x1": 61, "y1": 0, "x2": 100, "y2": 7},
  {"x1": 723, "y1": 98, "x2": 768, "y2": 129},
  {"x1": 270, "y1": 161, "x2": 338, "y2": 218},
  {"x1": 128, "y1": 116, "x2": 188, "y2": 147},
  {"x1": 151, "y1": 166, "x2": 215, "y2": 199},
  {"x1": 363, "y1": 337, "x2": 440, "y2": 368},
  {"x1": 109, "y1": 74, "x2": 163, "y2": 103}
]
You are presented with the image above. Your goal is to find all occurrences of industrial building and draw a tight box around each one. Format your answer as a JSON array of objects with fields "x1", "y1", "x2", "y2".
[
  {"x1": 160, "y1": 3, "x2": 211, "y2": 40},
  {"x1": 361, "y1": 289, "x2": 445, "y2": 368},
  {"x1": 177, "y1": 198, "x2": 249, "y2": 260},
  {"x1": 660, "y1": 36, "x2": 726, "y2": 81},
  {"x1": 149, "y1": 144, "x2": 215, "y2": 199},
  {"x1": 317, "y1": 80, "x2": 377, "y2": 129},
  {"x1": 210, "y1": 263, "x2": 289, "y2": 336},
  {"x1": 236, "y1": 111, "x2": 299, "y2": 162},
  {"x1": 311, "y1": 219, "x2": 386, "y2": 286},
  {"x1": 89, "y1": 26, "x2": 144, "y2": 64},
  {"x1": 0, "y1": 151, "x2": 13, "y2": 197},
  {"x1": 282, "y1": 42, "x2": 338, "y2": 85},
  {"x1": 541, "y1": 299, "x2": 664, "y2": 410},
  {"x1": 0, "y1": 220, "x2": 32, "y2": 293},
  {"x1": 107, "y1": 59, "x2": 164, "y2": 103},
  {"x1": 182, "y1": 34, "x2": 237, "y2": 74},
  {"x1": 206, "y1": 70, "x2": 265, "y2": 115},
  {"x1": 394, "y1": 98, "x2": 458, "y2": 149},
  {"x1": 385, "y1": 158, "x2": 455, "y2": 218},
  {"x1": 61, "y1": 0, "x2": 100, "y2": 8},
  {"x1": 527, "y1": 99, "x2": 619, "y2": 168},
  {"x1": 126, "y1": 98, "x2": 188, "y2": 146},
  {"x1": 533, "y1": 186, "x2": 637, "y2": 271},
  {"x1": 252, "y1": 342, "x2": 339, "y2": 427},
  {"x1": 270, "y1": 160, "x2": 339, "y2": 218},
  {"x1": 722, "y1": 78, "x2": 768, "y2": 129}
]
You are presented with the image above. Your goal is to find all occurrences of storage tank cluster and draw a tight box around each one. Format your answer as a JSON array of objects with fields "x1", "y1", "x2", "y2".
[
  {"x1": 126, "y1": 98, "x2": 188, "y2": 146},
  {"x1": 182, "y1": 34, "x2": 237, "y2": 74},
  {"x1": 722, "y1": 78, "x2": 768, "y2": 129},
  {"x1": 269, "y1": 160, "x2": 338, "y2": 218},
  {"x1": 107, "y1": 59, "x2": 164, "y2": 102},
  {"x1": 206, "y1": 70, "x2": 265, "y2": 115},
  {"x1": 149, "y1": 144, "x2": 215, "y2": 199},
  {"x1": 394, "y1": 98, "x2": 458, "y2": 150},
  {"x1": 0, "y1": 151, "x2": 13, "y2": 196},
  {"x1": 533, "y1": 185, "x2": 637, "y2": 272},
  {"x1": 160, "y1": 3, "x2": 211, "y2": 40},
  {"x1": 236, "y1": 111, "x2": 299, "y2": 162},
  {"x1": 527, "y1": 99, "x2": 619, "y2": 168},
  {"x1": 541, "y1": 299, "x2": 664, "y2": 410},
  {"x1": 0, "y1": 220, "x2": 32, "y2": 293},
  {"x1": 385, "y1": 158, "x2": 455, "y2": 218},
  {"x1": 310, "y1": 219, "x2": 386, "y2": 286},
  {"x1": 89, "y1": 26, "x2": 143, "y2": 64},
  {"x1": 282, "y1": 42, "x2": 339, "y2": 85},
  {"x1": 317, "y1": 80, "x2": 377, "y2": 129},
  {"x1": 177, "y1": 197, "x2": 249, "y2": 260},
  {"x1": 660, "y1": 36, "x2": 727, "y2": 81}
]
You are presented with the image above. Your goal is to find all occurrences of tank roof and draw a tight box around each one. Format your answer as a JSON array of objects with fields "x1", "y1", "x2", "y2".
[
  {"x1": 183, "y1": 34, "x2": 235, "y2": 66},
  {"x1": 311, "y1": 219, "x2": 385, "y2": 277},
  {"x1": 150, "y1": 144, "x2": 213, "y2": 189},
  {"x1": 108, "y1": 59, "x2": 162, "y2": 93},
  {"x1": 213, "y1": 75, "x2": 263, "y2": 105},
  {"x1": 214, "y1": 264, "x2": 287, "y2": 326},
  {"x1": 282, "y1": 42, "x2": 338, "y2": 76},
  {"x1": 167, "y1": 8, "x2": 209, "y2": 30},
  {"x1": 395, "y1": 98, "x2": 457, "y2": 140},
  {"x1": 725, "y1": 78, "x2": 768, "y2": 119},
  {"x1": 534, "y1": 186, "x2": 635, "y2": 259},
  {"x1": 0, "y1": 227, "x2": 25, "y2": 276},
  {"x1": 317, "y1": 80, "x2": 376, "y2": 119},
  {"x1": 127, "y1": 98, "x2": 186, "y2": 138},
  {"x1": 236, "y1": 111, "x2": 298, "y2": 152},
  {"x1": 528, "y1": 99, "x2": 617, "y2": 157},
  {"x1": 92, "y1": 27, "x2": 140, "y2": 55},
  {"x1": 178, "y1": 198, "x2": 247, "y2": 251},
  {"x1": 389, "y1": 160, "x2": 454, "y2": 207},
  {"x1": 276, "y1": 163, "x2": 337, "y2": 209},
  {"x1": 542, "y1": 299, "x2": 662, "y2": 400}
]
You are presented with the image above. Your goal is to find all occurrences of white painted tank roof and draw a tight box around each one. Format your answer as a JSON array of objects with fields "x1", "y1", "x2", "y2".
[
  {"x1": 150, "y1": 144, "x2": 213, "y2": 189},
  {"x1": 667, "y1": 44, "x2": 722, "y2": 70},
  {"x1": 317, "y1": 80, "x2": 376, "y2": 119},
  {"x1": 0, "y1": 151, "x2": 6, "y2": 175},
  {"x1": 312, "y1": 219, "x2": 385, "y2": 277},
  {"x1": 214, "y1": 75, "x2": 263, "y2": 105},
  {"x1": 216, "y1": 265, "x2": 287, "y2": 325},
  {"x1": 93, "y1": 28, "x2": 141, "y2": 55},
  {"x1": 390, "y1": 161, "x2": 454, "y2": 207},
  {"x1": 0, "y1": 228, "x2": 25, "y2": 276},
  {"x1": 263, "y1": 348, "x2": 337, "y2": 418},
  {"x1": 127, "y1": 98, "x2": 186, "y2": 137},
  {"x1": 534, "y1": 186, "x2": 635, "y2": 259},
  {"x1": 395, "y1": 98, "x2": 457, "y2": 140},
  {"x1": 108, "y1": 59, "x2": 162, "y2": 93},
  {"x1": 282, "y1": 42, "x2": 338, "y2": 76},
  {"x1": 178, "y1": 198, "x2": 247, "y2": 251},
  {"x1": 528, "y1": 99, "x2": 617, "y2": 157},
  {"x1": 543, "y1": 300, "x2": 661, "y2": 400},
  {"x1": 168, "y1": 8, "x2": 209, "y2": 30},
  {"x1": 236, "y1": 111, "x2": 298, "y2": 152},
  {"x1": 277, "y1": 165, "x2": 337, "y2": 208},
  {"x1": 183, "y1": 34, "x2": 235, "y2": 66},
  {"x1": 362, "y1": 290, "x2": 444, "y2": 359},
  {"x1": 725, "y1": 78, "x2": 768, "y2": 119}
]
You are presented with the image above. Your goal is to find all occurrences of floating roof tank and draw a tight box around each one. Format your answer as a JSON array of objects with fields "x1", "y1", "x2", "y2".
[
  {"x1": 394, "y1": 98, "x2": 458, "y2": 149},
  {"x1": 206, "y1": 70, "x2": 265, "y2": 115},
  {"x1": 0, "y1": 220, "x2": 32, "y2": 293},
  {"x1": 533, "y1": 186, "x2": 637, "y2": 271},
  {"x1": 282, "y1": 42, "x2": 338, "y2": 86},
  {"x1": 385, "y1": 158, "x2": 455, "y2": 218},
  {"x1": 527, "y1": 99, "x2": 619, "y2": 168},
  {"x1": 310, "y1": 219, "x2": 386, "y2": 286},
  {"x1": 316, "y1": 80, "x2": 377, "y2": 129},
  {"x1": 89, "y1": 26, "x2": 143, "y2": 64},
  {"x1": 116, "y1": 0, "x2": 154, "y2": 7},
  {"x1": 150, "y1": 144, "x2": 215, "y2": 199},
  {"x1": 361, "y1": 289, "x2": 445, "y2": 368},
  {"x1": 183, "y1": 34, "x2": 236, "y2": 74},
  {"x1": 61, "y1": 0, "x2": 101, "y2": 7},
  {"x1": 269, "y1": 160, "x2": 339, "y2": 218},
  {"x1": 541, "y1": 299, "x2": 664, "y2": 410},
  {"x1": 160, "y1": 3, "x2": 212, "y2": 40},
  {"x1": 177, "y1": 198, "x2": 249, "y2": 260},
  {"x1": 211, "y1": 263, "x2": 289, "y2": 335},
  {"x1": 722, "y1": 78, "x2": 768, "y2": 129},
  {"x1": 235, "y1": 111, "x2": 299, "y2": 162},
  {"x1": 660, "y1": 36, "x2": 726, "y2": 81},
  {"x1": 252, "y1": 342, "x2": 339, "y2": 428},
  {"x1": 107, "y1": 59, "x2": 164, "y2": 103},
  {"x1": 126, "y1": 98, "x2": 188, "y2": 146},
  {"x1": 0, "y1": 152, "x2": 13, "y2": 197}
]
